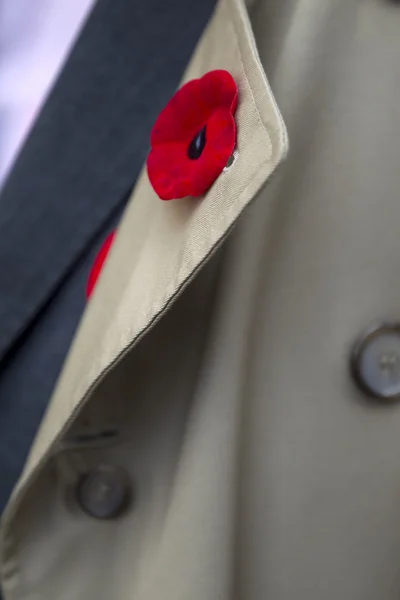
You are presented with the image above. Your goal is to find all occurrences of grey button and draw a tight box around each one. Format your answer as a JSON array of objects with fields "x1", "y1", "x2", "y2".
[
  {"x1": 76, "y1": 465, "x2": 132, "y2": 519},
  {"x1": 352, "y1": 324, "x2": 400, "y2": 400}
]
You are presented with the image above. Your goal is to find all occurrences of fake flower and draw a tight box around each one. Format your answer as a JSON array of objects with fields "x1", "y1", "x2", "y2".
[{"x1": 147, "y1": 69, "x2": 238, "y2": 200}]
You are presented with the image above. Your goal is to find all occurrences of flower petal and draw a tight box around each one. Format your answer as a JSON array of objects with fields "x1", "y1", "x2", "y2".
[
  {"x1": 86, "y1": 231, "x2": 116, "y2": 298},
  {"x1": 186, "y1": 108, "x2": 236, "y2": 196},
  {"x1": 147, "y1": 142, "x2": 199, "y2": 200},
  {"x1": 199, "y1": 70, "x2": 238, "y2": 112},
  {"x1": 205, "y1": 107, "x2": 237, "y2": 164},
  {"x1": 150, "y1": 70, "x2": 238, "y2": 146},
  {"x1": 151, "y1": 79, "x2": 208, "y2": 146}
]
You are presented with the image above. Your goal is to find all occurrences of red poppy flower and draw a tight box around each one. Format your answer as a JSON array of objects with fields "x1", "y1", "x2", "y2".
[
  {"x1": 147, "y1": 69, "x2": 238, "y2": 201},
  {"x1": 86, "y1": 231, "x2": 116, "y2": 299}
]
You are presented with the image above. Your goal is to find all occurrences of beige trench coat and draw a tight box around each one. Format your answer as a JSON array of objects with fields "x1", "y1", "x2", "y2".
[{"x1": 2, "y1": 0, "x2": 400, "y2": 597}]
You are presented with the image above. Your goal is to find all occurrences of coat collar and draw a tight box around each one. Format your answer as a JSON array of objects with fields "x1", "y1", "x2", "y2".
[
  {"x1": 5, "y1": 0, "x2": 287, "y2": 513},
  {"x1": 0, "y1": 0, "x2": 216, "y2": 362}
]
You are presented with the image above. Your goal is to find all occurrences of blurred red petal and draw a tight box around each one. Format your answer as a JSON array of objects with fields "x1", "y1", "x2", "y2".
[
  {"x1": 151, "y1": 79, "x2": 206, "y2": 146},
  {"x1": 199, "y1": 70, "x2": 238, "y2": 112},
  {"x1": 86, "y1": 231, "x2": 116, "y2": 299}
]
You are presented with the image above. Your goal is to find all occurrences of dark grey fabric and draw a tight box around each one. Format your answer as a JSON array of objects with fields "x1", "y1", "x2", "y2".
[
  {"x1": 0, "y1": 0, "x2": 216, "y2": 517},
  {"x1": 0, "y1": 214, "x2": 120, "y2": 513}
]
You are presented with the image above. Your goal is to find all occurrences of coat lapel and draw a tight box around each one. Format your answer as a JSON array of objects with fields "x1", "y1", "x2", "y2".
[
  {"x1": 0, "y1": 0, "x2": 216, "y2": 362},
  {"x1": 7, "y1": 0, "x2": 288, "y2": 507}
]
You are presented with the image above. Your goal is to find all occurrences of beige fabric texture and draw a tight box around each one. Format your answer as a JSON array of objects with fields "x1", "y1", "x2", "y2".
[
  {"x1": 4, "y1": 0, "x2": 400, "y2": 598},
  {"x1": 0, "y1": 0, "x2": 286, "y2": 597}
]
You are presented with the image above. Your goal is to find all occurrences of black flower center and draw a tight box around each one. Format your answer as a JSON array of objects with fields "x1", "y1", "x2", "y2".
[{"x1": 187, "y1": 125, "x2": 207, "y2": 160}]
